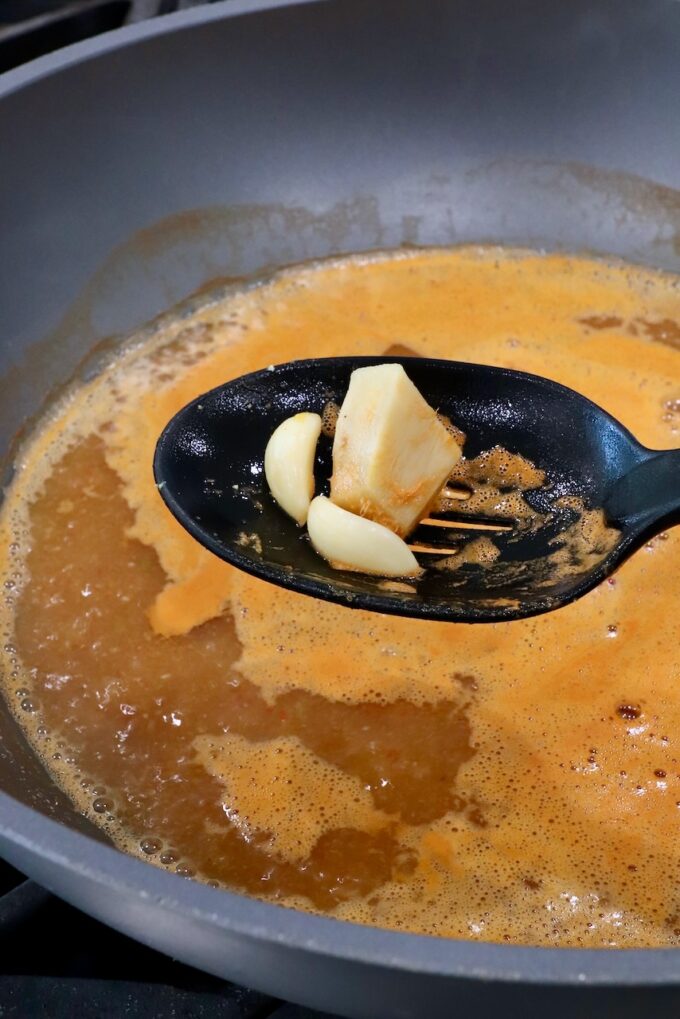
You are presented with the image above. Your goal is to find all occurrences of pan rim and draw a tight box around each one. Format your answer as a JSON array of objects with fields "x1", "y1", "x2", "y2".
[
  {"x1": 1, "y1": 0, "x2": 680, "y2": 990},
  {"x1": 0, "y1": 0, "x2": 323, "y2": 99},
  {"x1": 1, "y1": 787, "x2": 680, "y2": 985}
]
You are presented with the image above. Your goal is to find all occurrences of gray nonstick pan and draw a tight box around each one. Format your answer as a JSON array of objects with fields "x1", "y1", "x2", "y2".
[{"x1": 1, "y1": 1, "x2": 680, "y2": 1015}]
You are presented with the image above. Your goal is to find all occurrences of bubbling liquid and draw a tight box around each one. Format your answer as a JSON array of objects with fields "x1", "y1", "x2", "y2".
[{"x1": 1, "y1": 247, "x2": 680, "y2": 945}]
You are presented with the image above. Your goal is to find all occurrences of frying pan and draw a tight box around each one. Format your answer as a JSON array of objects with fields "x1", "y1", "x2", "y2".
[{"x1": 1, "y1": 1, "x2": 680, "y2": 1015}]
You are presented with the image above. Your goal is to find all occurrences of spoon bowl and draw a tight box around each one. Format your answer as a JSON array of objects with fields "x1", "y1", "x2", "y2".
[{"x1": 153, "y1": 357, "x2": 680, "y2": 623}]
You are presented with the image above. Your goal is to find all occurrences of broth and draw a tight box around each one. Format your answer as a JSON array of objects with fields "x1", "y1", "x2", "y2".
[{"x1": 1, "y1": 247, "x2": 680, "y2": 946}]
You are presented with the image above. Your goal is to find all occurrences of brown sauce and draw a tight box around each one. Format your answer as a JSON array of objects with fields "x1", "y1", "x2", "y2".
[{"x1": 1, "y1": 247, "x2": 680, "y2": 946}]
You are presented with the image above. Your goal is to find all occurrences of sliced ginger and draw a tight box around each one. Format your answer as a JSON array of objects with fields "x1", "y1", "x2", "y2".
[{"x1": 330, "y1": 364, "x2": 461, "y2": 537}]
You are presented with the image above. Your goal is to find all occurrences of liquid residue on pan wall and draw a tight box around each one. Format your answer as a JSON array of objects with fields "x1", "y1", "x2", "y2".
[{"x1": 1, "y1": 247, "x2": 680, "y2": 946}]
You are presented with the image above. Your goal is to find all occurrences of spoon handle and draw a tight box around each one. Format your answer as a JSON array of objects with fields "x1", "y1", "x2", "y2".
[{"x1": 605, "y1": 448, "x2": 680, "y2": 534}]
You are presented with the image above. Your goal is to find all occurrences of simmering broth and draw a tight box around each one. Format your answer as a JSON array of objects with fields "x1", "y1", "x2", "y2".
[{"x1": 1, "y1": 247, "x2": 680, "y2": 946}]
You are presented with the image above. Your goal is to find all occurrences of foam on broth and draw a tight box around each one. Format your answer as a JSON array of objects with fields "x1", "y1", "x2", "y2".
[{"x1": 1, "y1": 247, "x2": 680, "y2": 945}]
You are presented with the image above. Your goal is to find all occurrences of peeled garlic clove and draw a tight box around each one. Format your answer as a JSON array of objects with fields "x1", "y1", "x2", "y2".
[
  {"x1": 307, "y1": 496, "x2": 420, "y2": 577},
  {"x1": 264, "y1": 412, "x2": 322, "y2": 525}
]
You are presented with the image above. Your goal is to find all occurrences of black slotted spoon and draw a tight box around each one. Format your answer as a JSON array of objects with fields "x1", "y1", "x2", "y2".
[{"x1": 153, "y1": 357, "x2": 680, "y2": 623}]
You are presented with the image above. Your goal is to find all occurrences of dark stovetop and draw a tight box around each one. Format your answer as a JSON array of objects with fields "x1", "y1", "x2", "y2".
[
  {"x1": 0, "y1": 858, "x2": 333, "y2": 1018},
  {"x1": 0, "y1": 1, "x2": 208, "y2": 74},
  {"x1": 0, "y1": 5, "x2": 332, "y2": 1017}
]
